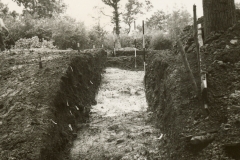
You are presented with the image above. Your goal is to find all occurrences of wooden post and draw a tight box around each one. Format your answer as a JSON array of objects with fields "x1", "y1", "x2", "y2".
[
  {"x1": 198, "y1": 24, "x2": 203, "y2": 47},
  {"x1": 193, "y1": 5, "x2": 200, "y2": 76},
  {"x1": 38, "y1": 53, "x2": 42, "y2": 69},
  {"x1": 198, "y1": 24, "x2": 208, "y2": 110},
  {"x1": 143, "y1": 20, "x2": 146, "y2": 87},
  {"x1": 143, "y1": 20, "x2": 146, "y2": 67},
  {"x1": 134, "y1": 20, "x2": 137, "y2": 68},
  {"x1": 177, "y1": 40, "x2": 198, "y2": 94},
  {"x1": 77, "y1": 43, "x2": 80, "y2": 53}
]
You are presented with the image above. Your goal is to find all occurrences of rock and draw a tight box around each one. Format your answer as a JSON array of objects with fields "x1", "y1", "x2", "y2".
[
  {"x1": 108, "y1": 124, "x2": 119, "y2": 131},
  {"x1": 218, "y1": 61, "x2": 224, "y2": 65},
  {"x1": 230, "y1": 39, "x2": 238, "y2": 45},
  {"x1": 116, "y1": 139, "x2": 125, "y2": 145},
  {"x1": 190, "y1": 133, "x2": 215, "y2": 145}
]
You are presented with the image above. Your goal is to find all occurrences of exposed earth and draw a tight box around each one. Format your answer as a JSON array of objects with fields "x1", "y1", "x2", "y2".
[
  {"x1": 0, "y1": 21, "x2": 240, "y2": 160},
  {"x1": 70, "y1": 68, "x2": 163, "y2": 160}
]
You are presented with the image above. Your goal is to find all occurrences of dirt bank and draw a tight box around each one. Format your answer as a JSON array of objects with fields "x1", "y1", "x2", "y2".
[
  {"x1": 0, "y1": 49, "x2": 106, "y2": 160},
  {"x1": 107, "y1": 56, "x2": 144, "y2": 71},
  {"x1": 145, "y1": 49, "x2": 201, "y2": 159},
  {"x1": 145, "y1": 22, "x2": 240, "y2": 159}
]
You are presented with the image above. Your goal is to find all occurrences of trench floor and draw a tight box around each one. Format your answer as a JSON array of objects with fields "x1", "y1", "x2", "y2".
[{"x1": 70, "y1": 68, "x2": 162, "y2": 160}]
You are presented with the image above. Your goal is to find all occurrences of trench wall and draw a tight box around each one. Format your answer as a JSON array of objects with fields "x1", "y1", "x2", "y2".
[{"x1": 0, "y1": 49, "x2": 107, "y2": 160}]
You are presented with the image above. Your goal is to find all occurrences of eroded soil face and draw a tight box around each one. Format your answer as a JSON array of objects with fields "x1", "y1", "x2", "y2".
[{"x1": 70, "y1": 68, "x2": 162, "y2": 160}]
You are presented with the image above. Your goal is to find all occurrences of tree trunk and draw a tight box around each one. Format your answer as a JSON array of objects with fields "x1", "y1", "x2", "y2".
[
  {"x1": 203, "y1": 0, "x2": 236, "y2": 40},
  {"x1": 127, "y1": 23, "x2": 131, "y2": 34},
  {"x1": 114, "y1": 6, "x2": 121, "y2": 49}
]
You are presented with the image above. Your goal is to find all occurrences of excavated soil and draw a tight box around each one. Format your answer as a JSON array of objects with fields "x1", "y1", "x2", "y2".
[
  {"x1": 0, "y1": 49, "x2": 106, "y2": 160},
  {"x1": 70, "y1": 68, "x2": 163, "y2": 160},
  {"x1": 145, "y1": 22, "x2": 240, "y2": 159}
]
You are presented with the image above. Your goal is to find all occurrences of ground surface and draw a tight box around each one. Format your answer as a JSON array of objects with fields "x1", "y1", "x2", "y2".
[{"x1": 70, "y1": 68, "x2": 162, "y2": 160}]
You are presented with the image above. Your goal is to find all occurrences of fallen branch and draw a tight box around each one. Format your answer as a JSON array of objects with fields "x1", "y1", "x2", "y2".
[{"x1": 177, "y1": 40, "x2": 198, "y2": 94}]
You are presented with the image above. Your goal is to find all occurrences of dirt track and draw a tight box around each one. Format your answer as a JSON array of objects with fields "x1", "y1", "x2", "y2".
[{"x1": 70, "y1": 68, "x2": 163, "y2": 160}]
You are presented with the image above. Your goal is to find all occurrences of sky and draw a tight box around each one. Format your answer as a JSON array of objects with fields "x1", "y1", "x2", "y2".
[{"x1": 2, "y1": 0, "x2": 240, "y2": 30}]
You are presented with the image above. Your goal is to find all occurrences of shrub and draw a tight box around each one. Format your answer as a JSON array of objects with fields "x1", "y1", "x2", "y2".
[
  {"x1": 4, "y1": 13, "x2": 89, "y2": 50},
  {"x1": 50, "y1": 16, "x2": 88, "y2": 49},
  {"x1": 149, "y1": 31, "x2": 172, "y2": 50},
  {"x1": 15, "y1": 36, "x2": 56, "y2": 49}
]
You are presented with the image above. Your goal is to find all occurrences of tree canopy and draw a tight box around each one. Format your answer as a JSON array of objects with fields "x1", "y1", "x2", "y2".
[
  {"x1": 146, "y1": 10, "x2": 168, "y2": 31},
  {"x1": 12, "y1": 0, "x2": 66, "y2": 17},
  {"x1": 122, "y1": 0, "x2": 152, "y2": 34}
]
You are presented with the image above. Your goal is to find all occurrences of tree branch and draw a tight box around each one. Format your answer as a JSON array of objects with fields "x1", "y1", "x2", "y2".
[{"x1": 100, "y1": 11, "x2": 112, "y2": 17}]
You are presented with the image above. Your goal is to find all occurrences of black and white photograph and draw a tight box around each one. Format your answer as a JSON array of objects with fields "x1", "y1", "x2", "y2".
[{"x1": 0, "y1": 0, "x2": 240, "y2": 159}]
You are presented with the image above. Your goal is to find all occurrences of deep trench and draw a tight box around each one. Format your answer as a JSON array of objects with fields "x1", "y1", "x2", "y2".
[{"x1": 39, "y1": 50, "x2": 107, "y2": 160}]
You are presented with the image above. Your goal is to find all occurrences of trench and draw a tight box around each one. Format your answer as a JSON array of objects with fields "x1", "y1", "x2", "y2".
[{"x1": 70, "y1": 68, "x2": 162, "y2": 160}]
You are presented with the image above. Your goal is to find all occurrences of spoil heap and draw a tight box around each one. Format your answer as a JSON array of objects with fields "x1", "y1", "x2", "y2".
[{"x1": 145, "y1": 20, "x2": 240, "y2": 159}]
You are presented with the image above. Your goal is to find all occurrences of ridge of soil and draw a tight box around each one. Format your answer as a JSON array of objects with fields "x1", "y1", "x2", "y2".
[
  {"x1": 0, "y1": 49, "x2": 106, "y2": 160},
  {"x1": 107, "y1": 56, "x2": 144, "y2": 71},
  {"x1": 145, "y1": 21, "x2": 240, "y2": 159}
]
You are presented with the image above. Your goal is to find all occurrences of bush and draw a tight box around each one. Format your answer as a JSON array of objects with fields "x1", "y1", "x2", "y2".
[
  {"x1": 149, "y1": 31, "x2": 172, "y2": 50},
  {"x1": 4, "y1": 13, "x2": 89, "y2": 50},
  {"x1": 15, "y1": 36, "x2": 56, "y2": 49},
  {"x1": 51, "y1": 16, "x2": 88, "y2": 50},
  {"x1": 103, "y1": 34, "x2": 114, "y2": 50},
  {"x1": 120, "y1": 34, "x2": 134, "y2": 48}
]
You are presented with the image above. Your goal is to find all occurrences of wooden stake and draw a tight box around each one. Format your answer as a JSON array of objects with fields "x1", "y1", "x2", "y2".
[
  {"x1": 77, "y1": 43, "x2": 80, "y2": 53},
  {"x1": 38, "y1": 53, "x2": 42, "y2": 69},
  {"x1": 193, "y1": 5, "x2": 201, "y2": 76},
  {"x1": 134, "y1": 20, "x2": 137, "y2": 68},
  {"x1": 143, "y1": 20, "x2": 146, "y2": 88}
]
